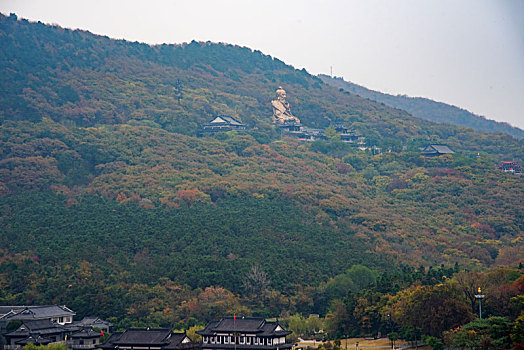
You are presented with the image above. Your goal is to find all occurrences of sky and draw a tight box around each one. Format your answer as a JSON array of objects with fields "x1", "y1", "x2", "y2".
[{"x1": 1, "y1": 0, "x2": 523, "y2": 129}]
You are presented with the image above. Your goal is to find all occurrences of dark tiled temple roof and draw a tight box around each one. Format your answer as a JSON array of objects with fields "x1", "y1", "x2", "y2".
[
  {"x1": 72, "y1": 328, "x2": 102, "y2": 338},
  {"x1": 0, "y1": 306, "x2": 15, "y2": 315},
  {"x1": 198, "y1": 115, "x2": 247, "y2": 136},
  {"x1": 15, "y1": 335, "x2": 53, "y2": 345},
  {"x1": 0, "y1": 305, "x2": 75, "y2": 320},
  {"x1": 99, "y1": 330, "x2": 197, "y2": 350},
  {"x1": 197, "y1": 317, "x2": 291, "y2": 337},
  {"x1": 76, "y1": 317, "x2": 112, "y2": 326},
  {"x1": 208, "y1": 116, "x2": 244, "y2": 126},
  {"x1": 98, "y1": 332, "x2": 123, "y2": 350},
  {"x1": 7, "y1": 319, "x2": 63, "y2": 336},
  {"x1": 111, "y1": 328, "x2": 172, "y2": 345},
  {"x1": 212, "y1": 318, "x2": 265, "y2": 333},
  {"x1": 421, "y1": 144, "x2": 454, "y2": 155},
  {"x1": 72, "y1": 316, "x2": 112, "y2": 331},
  {"x1": 164, "y1": 332, "x2": 191, "y2": 349}
]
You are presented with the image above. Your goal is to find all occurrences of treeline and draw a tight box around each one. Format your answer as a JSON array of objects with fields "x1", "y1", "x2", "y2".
[
  {"x1": 283, "y1": 266, "x2": 524, "y2": 349},
  {"x1": 4, "y1": 247, "x2": 522, "y2": 349}
]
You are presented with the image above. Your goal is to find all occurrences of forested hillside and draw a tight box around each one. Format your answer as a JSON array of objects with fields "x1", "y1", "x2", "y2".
[
  {"x1": 319, "y1": 74, "x2": 524, "y2": 140},
  {"x1": 0, "y1": 13, "x2": 523, "y2": 332}
]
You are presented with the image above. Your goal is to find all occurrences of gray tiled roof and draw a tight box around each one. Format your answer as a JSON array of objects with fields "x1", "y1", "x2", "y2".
[
  {"x1": 75, "y1": 316, "x2": 112, "y2": 327},
  {"x1": 113, "y1": 328, "x2": 172, "y2": 345},
  {"x1": 0, "y1": 306, "x2": 17, "y2": 316},
  {"x1": 430, "y1": 145, "x2": 454, "y2": 153},
  {"x1": 208, "y1": 116, "x2": 244, "y2": 126},
  {"x1": 421, "y1": 144, "x2": 454, "y2": 155},
  {"x1": 7, "y1": 319, "x2": 63, "y2": 336},
  {"x1": 0, "y1": 305, "x2": 75, "y2": 320},
  {"x1": 212, "y1": 318, "x2": 265, "y2": 333},
  {"x1": 98, "y1": 332, "x2": 123, "y2": 350},
  {"x1": 197, "y1": 317, "x2": 291, "y2": 337},
  {"x1": 100, "y1": 330, "x2": 195, "y2": 350},
  {"x1": 164, "y1": 332, "x2": 190, "y2": 349},
  {"x1": 217, "y1": 116, "x2": 243, "y2": 126},
  {"x1": 72, "y1": 328, "x2": 102, "y2": 338},
  {"x1": 15, "y1": 335, "x2": 53, "y2": 345}
]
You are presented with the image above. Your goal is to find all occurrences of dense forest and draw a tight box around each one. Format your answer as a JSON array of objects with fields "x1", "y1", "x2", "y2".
[
  {"x1": 319, "y1": 74, "x2": 524, "y2": 140},
  {"x1": 1, "y1": 13, "x2": 523, "y2": 348}
]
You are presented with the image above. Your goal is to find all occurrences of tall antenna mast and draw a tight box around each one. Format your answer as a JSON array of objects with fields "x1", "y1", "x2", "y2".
[
  {"x1": 330, "y1": 66, "x2": 333, "y2": 77},
  {"x1": 175, "y1": 79, "x2": 183, "y2": 104}
]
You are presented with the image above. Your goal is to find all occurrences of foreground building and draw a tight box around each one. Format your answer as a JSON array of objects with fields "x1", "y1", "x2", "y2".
[
  {"x1": 197, "y1": 317, "x2": 292, "y2": 350},
  {"x1": 0, "y1": 306, "x2": 110, "y2": 350},
  {"x1": 0, "y1": 306, "x2": 75, "y2": 327},
  {"x1": 99, "y1": 328, "x2": 198, "y2": 350}
]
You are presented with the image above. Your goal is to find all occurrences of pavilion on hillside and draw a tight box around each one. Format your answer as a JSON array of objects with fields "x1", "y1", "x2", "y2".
[{"x1": 420, "y1": 144, "x2": 454, "y2": 157}]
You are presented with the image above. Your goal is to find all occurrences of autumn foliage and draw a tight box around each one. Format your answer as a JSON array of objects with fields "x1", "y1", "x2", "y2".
[{"x1": 0, "y1": 13, "x2": 523, "y2": 344}]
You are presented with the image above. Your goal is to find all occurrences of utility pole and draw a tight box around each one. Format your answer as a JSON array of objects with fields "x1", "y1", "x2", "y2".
[
  {"x1": 233, "y1": 314, "x2": 236, "y2": 350},
  {"x1": 475, "y1": 287, "x2": 485, "y2": 319}
]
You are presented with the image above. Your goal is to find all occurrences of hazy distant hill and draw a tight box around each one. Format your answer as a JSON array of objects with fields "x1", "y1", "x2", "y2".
[
  {"x1": 319, "y1": 74, "x2": 524, "y2": 140},
  {"x1": 0, "y1": 13, "x2": 523, "y2": 324}
]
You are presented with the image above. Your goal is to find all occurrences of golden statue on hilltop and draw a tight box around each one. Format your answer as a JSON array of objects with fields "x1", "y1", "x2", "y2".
[{"x1": 271, "y1": 86, "x2": 300, "y2": 124}]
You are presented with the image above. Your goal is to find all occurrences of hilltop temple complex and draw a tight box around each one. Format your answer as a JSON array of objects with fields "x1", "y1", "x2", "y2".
[{"x1": 198, "y1": 86, "x2": 364, "y2": 146}]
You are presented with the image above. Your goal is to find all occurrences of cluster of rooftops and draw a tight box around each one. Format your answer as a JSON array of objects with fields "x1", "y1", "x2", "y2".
[
  {"x1": 0, "y1": 306, "x2": 292, "y2": 350},
  {"x1": 0, "y1": 306, "x2": 111, "y2": 350},
  {"x1": 198, "y1": 116, "x2": 364, "y2": 145},
  {"x1": 498, "y1": 161, "x2": 523, "y2": 175},
  {"x1": 199, "y1": 116, "x2": 463, "y2": 158}
]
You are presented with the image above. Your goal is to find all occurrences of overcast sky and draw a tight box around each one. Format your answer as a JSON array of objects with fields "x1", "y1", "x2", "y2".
[{"x1": 1, "y1": 0, "x2": 523, "y2": 129}]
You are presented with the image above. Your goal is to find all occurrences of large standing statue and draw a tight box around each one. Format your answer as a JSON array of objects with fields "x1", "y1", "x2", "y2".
[{"x1": 271, "y1": 86, "x2": 300, "y2": 124}]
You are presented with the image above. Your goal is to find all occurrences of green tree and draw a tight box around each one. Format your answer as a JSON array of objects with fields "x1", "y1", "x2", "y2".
[
  {"x1": 443, "y1": 317, "x2": 513, "y2": 350},
  {"x1": 511, "y1": 312, "x2": 524, "y2": 347},
  {"x1": 324, "y1": 126, "x2": 340, "y2": 140},
  {"x1": 422, "y1": 335, "x2": 444, "y2": 350},
  {"x1": 393, "y1": 283, "x2": 473, "y2": 337},
  {"x1": 346, "y1": 265, "x2": 376, "y2": 291},
  {"x1": 387, "y1": 332, "x2": 398, "y2": 349}
]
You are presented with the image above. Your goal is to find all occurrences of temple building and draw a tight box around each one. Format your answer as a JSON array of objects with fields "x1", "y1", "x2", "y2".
[
  {"x1": 332, "y1": 123, "x2": 361, "y2": 143},
  {"x1": 98, "y1": 328, "x2": 198, "y2": 350},
  {"x1": 197, "y1": 317, "x2": 292, "y2": 350},
  {"x1": 498, "y1": 161, "x2": 522, "y2": 174},
  {"x1": 198, "y1": 116, "x2": 246, "y2": 136},
  {"x1": 0, "y1": 305, "x2": 110, "y2": 350},
  {"x1": 278, "y1": 121, "x2": 363, "y2": 144},
  {"x1": 420, "y1": 144, "x2": 454, "y2": 157},
  {"x1": 0, "y1": 306, "x2": 75, "y2": 327},
  {"x1": 4, "y1": 320, "x2": 65, "y2": 349}
]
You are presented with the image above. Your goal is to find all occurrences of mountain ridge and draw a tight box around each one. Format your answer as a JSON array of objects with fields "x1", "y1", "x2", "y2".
[{"x1": 319, "y1": 74, "x2": 524, "y2": 140}]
